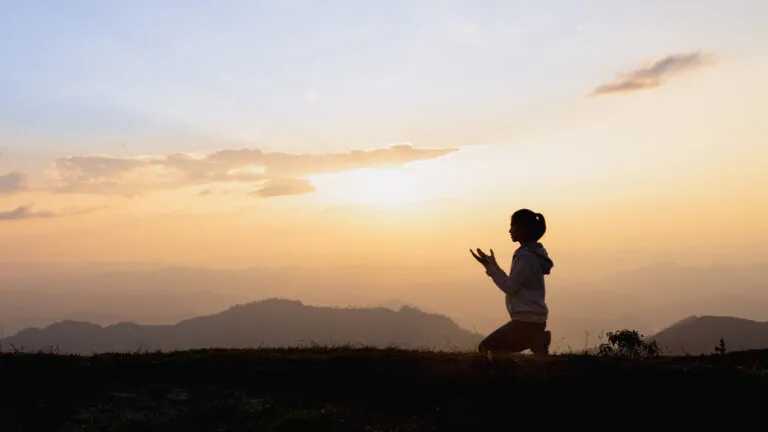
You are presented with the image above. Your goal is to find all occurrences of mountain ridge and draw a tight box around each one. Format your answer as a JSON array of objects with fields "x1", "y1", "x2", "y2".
[{"x1": 2, "y1": 298, "x2": 483, "y2": 354}]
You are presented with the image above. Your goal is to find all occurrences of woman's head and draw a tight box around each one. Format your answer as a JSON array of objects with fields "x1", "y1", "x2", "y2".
[{"x1": 509, "y1": 209, "x2": 547, "y2": 243}]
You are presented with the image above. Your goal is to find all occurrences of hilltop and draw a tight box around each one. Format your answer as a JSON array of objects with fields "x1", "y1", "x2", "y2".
[{"x1": 1, "y1": 348, "x2": 765, "y2": 430}]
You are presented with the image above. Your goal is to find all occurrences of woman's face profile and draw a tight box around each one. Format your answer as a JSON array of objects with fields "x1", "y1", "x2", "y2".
[{"x1": 509, "y1": 222, "x2": 521, "y2": 242}]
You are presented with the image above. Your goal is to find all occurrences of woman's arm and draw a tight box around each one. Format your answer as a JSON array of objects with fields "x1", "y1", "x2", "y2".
[{"x1": 485, "y1": 252, "x2": 533, "y2": 296}]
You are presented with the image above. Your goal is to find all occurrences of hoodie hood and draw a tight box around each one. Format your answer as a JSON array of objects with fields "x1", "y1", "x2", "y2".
[{"x1": 518, "y1": 242, "x2": 554, "y2": 275}]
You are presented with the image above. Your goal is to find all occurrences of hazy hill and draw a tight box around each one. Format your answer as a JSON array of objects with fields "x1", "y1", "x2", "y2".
[
  {"x1": 372, "y1": 298, "x2": 436, "y2": 314},
  {"x1": 651, "y1": 315, "x2": 768, "y2": 355},
  {"x1": 2, "y1": 299, "x2": 483, "y2": 354}
]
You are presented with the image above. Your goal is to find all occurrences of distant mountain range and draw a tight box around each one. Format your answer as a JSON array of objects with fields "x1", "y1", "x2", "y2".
[
  {"x1": 1, "y1": 260, "x2": 766, "y2": 354},
  {"x1": 4, "y1": 300, "x2": 767, "y2": 356},
  {"x1": 1, "y1": 260, "x2": 767, "y2": 351},
  {"x1": 372, "y1": 298, "x2": 436, "y2": 314},
  {"x1": 651, "y1": 316, "x2": 768, "y2": 355},
  {"x1": 1, "y1": 299, "x2": 484, "y2": 354}
]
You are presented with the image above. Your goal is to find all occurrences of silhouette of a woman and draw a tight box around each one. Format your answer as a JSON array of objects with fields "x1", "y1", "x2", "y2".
[{"x1": 471, "y1": 209, "x2": 553, "y2": 355}]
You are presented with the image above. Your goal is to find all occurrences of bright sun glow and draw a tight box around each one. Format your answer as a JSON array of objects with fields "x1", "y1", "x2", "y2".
[
  {"x1": 307, "y1": 165, "x2": 441, "y2": 208},
  {"x1": 348, "y1": 168, "x2": 427, "y2": 206}
]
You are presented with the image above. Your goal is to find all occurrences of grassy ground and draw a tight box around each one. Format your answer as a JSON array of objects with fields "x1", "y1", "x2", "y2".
[{"x1": 1, "y1": 347, "x2": 766, "y2": 431}]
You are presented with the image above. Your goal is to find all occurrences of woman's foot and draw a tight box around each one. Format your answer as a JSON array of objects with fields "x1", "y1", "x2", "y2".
[{"x1": 531, "y1": 331, "x2": 551, "y2": 356}]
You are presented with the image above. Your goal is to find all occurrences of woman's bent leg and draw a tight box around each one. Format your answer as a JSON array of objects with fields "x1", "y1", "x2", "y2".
[{"x1": 478, "y1": 321, "x2": 531, "y2": 354}]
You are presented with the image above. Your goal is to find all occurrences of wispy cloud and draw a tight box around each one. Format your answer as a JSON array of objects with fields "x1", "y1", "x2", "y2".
[
  {"x1": 250, "y1": 178, "x2": 317, "y2": 198},
  {"x1": 0, "y1": 205, "x2": 56, "y2": 221},
  {"x1": 0, "y1": 204, "x2": 107, "y2": 222},
  {"x1": 48, "y1": 144, "x2": 459, "y2": 197},
  {"x1": 197, "y1": 188, "x2": 231, "y2": 197},
  {"x1": 0, "y1": 172, "x2": 29, "y2": 195},
  {"x1": 588, "y1": 51, "x2": 716, "y2": 97}
]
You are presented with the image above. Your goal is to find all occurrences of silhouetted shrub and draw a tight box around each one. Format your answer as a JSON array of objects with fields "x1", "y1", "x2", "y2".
[{"x1": 598, "y1": 329, "x2": 660, "y2": 359}]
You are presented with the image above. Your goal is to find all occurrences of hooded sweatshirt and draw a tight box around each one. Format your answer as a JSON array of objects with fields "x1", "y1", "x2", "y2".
[{"x1": 485, "y1": 242, "x2": 554, "y2": 324}]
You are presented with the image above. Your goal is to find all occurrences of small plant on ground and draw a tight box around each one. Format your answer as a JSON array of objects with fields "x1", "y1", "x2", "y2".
[
  {"x1": 714, "y1": 338, "x2": 727, "y2": 355},
  {"x1": 598, "y1": 329, "x2": 660, "y2": 359}
]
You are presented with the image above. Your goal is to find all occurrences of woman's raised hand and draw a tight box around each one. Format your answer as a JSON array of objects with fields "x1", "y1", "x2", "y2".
[{"x1": 470, "y1": 248, "x2": 496, "y2": 268}]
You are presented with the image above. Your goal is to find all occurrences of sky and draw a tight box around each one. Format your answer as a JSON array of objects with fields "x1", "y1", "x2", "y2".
[{"x1": 1, "y1": 0, "x2": 768, "y2": 276}]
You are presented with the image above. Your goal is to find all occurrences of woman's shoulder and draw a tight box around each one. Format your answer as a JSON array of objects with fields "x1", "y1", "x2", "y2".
[{"x1": 512, "y1": 248, "x2": 537, "y2": 262}]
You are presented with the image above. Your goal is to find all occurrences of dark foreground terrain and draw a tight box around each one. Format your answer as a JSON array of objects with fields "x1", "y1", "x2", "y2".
[{"x1": 2, "y1": 348, "x2": 767, "y2": 431}]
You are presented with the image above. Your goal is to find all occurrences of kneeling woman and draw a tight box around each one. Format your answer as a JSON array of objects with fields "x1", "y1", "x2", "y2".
[{"x1": 470, "y1": 209, "x2": 554, "y2": 355}]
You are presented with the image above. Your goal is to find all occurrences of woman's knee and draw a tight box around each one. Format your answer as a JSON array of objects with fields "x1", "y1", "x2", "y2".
[{"x1": 478, "y1": 337, "x2": 492, "y2": 353}]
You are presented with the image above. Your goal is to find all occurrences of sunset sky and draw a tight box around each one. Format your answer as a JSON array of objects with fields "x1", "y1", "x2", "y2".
[{"x1": 1, "y1": 0, "x2": 767, "y2": 274}]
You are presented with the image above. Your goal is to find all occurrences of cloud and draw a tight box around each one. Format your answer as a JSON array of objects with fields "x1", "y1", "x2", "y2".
[
  {"x1": 0, "y1": 172, "x2": 29, "y2": 195},
  {"x1": 250, "y1": 178, "x2": 317, "y2": 198},
  {"x1": 0, "y1": 204, "x2": 108, "y2": 222},
  {"x1": 198, "y1": 188, "x2": 232, "y2": 197},
  {"x1": 49, "y1": 144, "x2": 459, "y2": 197},
  {"x1": 589, "y1": 51, "x2": 716, "y2": 97},
  {"x1": 0, "y1": 205, "x2": 56, "y2": 221}
]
